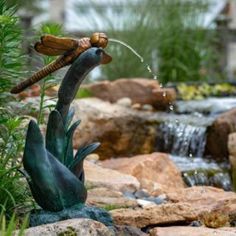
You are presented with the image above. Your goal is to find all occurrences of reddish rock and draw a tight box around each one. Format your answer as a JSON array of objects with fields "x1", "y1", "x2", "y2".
[
  {"x1": 87, "y1": 187, "x2": 138, "y2": 209},
  {"x1": 152, "y1": 88, "x2": 176, "y2": 110},
  {"x1": 101, "y1": 152, "x2": 185, "y2": 194},
  {"x1": 149, "y1": 226, "x2": 236, "y2": 236},
  {"x1": 84, "y1": 161, "x2": 140, "y2": 192},
  {"x1": 206, "y1": 108, "x2": 236, "y2": 159},
  {"x1": 111, "y1": 203, "x2": 198, "y2": 228},
  {"x1": 82, "y1": 78, "x2": 176, "y2": 110},
  {"x1": 72, "y1": 98, "x2": 156, "y2": 159}
]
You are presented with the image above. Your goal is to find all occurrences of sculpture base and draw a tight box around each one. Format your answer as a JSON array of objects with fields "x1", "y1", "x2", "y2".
[{"x1": 29, "y1": 204, "x2": 113, "y2": 227}]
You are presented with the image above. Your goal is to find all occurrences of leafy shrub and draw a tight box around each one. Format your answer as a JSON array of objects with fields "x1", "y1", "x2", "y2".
[
  {"x1": 0, "y1": 108, "x2": 31, "y2": 217},
  {"x1": 177, "y1": 83, "x2": 236, "y2": 100},
  {"x1": 0, "y1": 0, "x2": 25, "y2": 104}
]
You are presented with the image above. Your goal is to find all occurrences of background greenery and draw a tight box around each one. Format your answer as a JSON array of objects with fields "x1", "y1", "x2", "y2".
[{"x1": 78, "y1": 0, "x2": 220, "y2": 84}]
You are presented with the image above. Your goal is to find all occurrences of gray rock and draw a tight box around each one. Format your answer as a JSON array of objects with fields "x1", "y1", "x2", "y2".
[
  {"x1": 110, "y1": 225, "x2": 148, "y2": 236},
  {"x1": 134, "y1": 190, "x2": 150, "y2": 199},
  {"x1": 123, "y1": 191, "x2": 136, "y2": 199},
  {"x1": 143, "y1": 196, "x2": 166, "y2": 205}
]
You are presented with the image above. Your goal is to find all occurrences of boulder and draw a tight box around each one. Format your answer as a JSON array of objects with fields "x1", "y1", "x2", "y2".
[
  {"x1": 72, "y1": 98, "x2": 157, "y2": 159},
  {"x1": 101, "y1": 153, "x2": 185, "y2": 194},
  {"x1": 84, "y1": 161, "x2": 140, "y2": 193},
  {"x1": 82, "y1": 78, "x2": 176, "y2": 110},
  {"x1": 87, "y1": 187, "x2": 138, "y2": 209},
  {"x1": 16, "y1": 218, "x2": 113, "y2": 236},
  {"x1": 111, "y1": 186, "x2": 236, "y2": 228},
  {"x1": 206, "y1": 108, "x2": 236, "y2": 159},
  {"x1": 149, "y1": 226, "x2": 236, "y2": 236}
]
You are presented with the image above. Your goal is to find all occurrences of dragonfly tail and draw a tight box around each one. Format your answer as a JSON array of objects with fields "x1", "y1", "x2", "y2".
[{"x1": 10, "y1": 57, "x2": 67, "y2": 94}]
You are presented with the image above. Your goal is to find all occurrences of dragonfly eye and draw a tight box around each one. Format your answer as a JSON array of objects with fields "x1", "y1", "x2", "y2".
[{"x1": 90, "y1": 32, "x2": 108, "y2": 48}]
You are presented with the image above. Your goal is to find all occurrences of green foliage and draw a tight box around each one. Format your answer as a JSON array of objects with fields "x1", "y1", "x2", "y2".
[
  {"x1": 6, "y1": 0, "x2": 43, "y2": 15},
  {"x1": 177, "y1": 83, "x2": 236, "y2": 100},
  {"x1": 81, "y1": 0, "x2": 220, "y2": 83},
  {"x1": 101, "y1": 204, "x2": 124, "y2": 211},
  {"x1": 0, "y1": 212, "x2": 28, "y2": 235},
  {"x1": 36, "y1": 22, "x2": 64, "y2": 124},
  {"x1": 76, "y1": 88, "x2": 93, "y2": 99},
  {"x1": 0, "y1": 0, "x2": 25, "y2": 104},
  {"x1": 0, "y1": 108, "x2": 31, "y2": 217}
]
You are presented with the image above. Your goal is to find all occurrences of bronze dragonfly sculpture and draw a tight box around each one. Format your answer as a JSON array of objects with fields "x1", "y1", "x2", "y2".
[{"x1": 10, "y1": 32, "x2": 112, "y2": 94}]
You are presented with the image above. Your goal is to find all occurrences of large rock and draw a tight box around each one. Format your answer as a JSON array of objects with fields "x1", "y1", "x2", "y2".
[
  {"x1": 84, "y1": 161, "x2": 140, "y2": 193},
  {"x1": 16, "y1": 218, "x2": 113, "y2": 236},
  {"x1": 149, "y1": 226, "x2": 236, "y2": 236},
  {"x1": 101, "y1": 153, "x2": 185, "y2": 194},
  {"x1": 206, "y1": 108, "x2": 236, "y2": 159},
  {"x1": 87, "y1": 187, "x2": 138, "y2": 209},
  {"x1": 111, "y1": 203, "x2": 198, "y2": 228},
  {"x1": 111, "y1": 186, "x2": 236, "y2": 228},
  {"x1": 72, "y1": 98, "x2": 157, "y2": 159},
  {"x1": 82, "y1": 78, "x2": 176, "y2": 110}
]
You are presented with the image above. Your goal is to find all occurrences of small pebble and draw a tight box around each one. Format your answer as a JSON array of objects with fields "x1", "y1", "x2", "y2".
[
  {"x1": 132, "y1": 103, "x2": 142, "y2": 110},
  {"x1": 123, "y1": 191, "x2": 136, "y2": 199},
  {"x1": 143, "y1": 196, "x2": 165, "y2": 205},
  {"x1": 142, "y1": 104, "x2": 153, "y2": 111},
  {"x1": 190, "y1": 220, "x2": 202, "y2": 227},
  {"x1": 137, "y1": 199, "x2": 155, "y2": 207},
  {"x1": 116, "y1": 97, "x2": 132, "y2": 107},
  {"x1": 134, "y1": 189, "x2": 150, "y2": 199}
]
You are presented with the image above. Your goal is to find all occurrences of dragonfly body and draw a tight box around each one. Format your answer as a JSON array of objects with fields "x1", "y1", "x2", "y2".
[{"x1": 10, "y1": 33, "x2": 111, "y2": 94}]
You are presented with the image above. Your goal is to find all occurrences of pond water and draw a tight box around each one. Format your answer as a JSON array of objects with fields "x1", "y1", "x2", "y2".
[{"x1": 155, "y1": 97, "x2": 236, "y2": 190}]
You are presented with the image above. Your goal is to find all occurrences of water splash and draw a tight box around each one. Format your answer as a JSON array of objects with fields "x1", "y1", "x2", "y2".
[{"x1": 109, "y1": 38, "x2": 157, "y2": 80}]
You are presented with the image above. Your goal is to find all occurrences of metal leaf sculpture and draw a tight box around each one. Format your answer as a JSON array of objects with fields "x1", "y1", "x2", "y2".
[{"x1": 23, "y1": 47, "x2": 108, "y2": 212}]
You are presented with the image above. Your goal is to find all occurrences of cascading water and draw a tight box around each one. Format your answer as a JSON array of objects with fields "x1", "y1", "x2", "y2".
[
  {"x1": 157, "y1": 122, "x2": 207, "y2": 157},
  {"x1": 154, "y1": 99, "x2": 236, "y2": 191}
]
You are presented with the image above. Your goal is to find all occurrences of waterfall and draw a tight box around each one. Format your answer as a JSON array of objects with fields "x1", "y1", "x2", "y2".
[
  {"x1": 155, "y1": 120, "x2": 232, "y2": 191},
  {"x1": 157, "y1": 122, "x2": 207, "y2": 157}
]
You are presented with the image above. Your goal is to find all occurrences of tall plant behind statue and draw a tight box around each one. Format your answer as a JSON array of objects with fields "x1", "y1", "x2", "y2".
[
  {"x1": 0, "y1": 0, "x2": 25, "y2": 104},
  {"x1": 35, "y1": 23, "x2": 64, "y2": 124}
]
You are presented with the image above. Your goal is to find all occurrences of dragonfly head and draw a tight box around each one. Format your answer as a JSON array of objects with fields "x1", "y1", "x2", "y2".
[{"x1": 90, "y1": 32, "x2": 108, "y2": 48}]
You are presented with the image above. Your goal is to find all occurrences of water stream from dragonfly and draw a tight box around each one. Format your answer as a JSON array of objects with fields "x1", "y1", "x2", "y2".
[{"x1": 109, "y1": 38, "x2": 158, "y2": 82}]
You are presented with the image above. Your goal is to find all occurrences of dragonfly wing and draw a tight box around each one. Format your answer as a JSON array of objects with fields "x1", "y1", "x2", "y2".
[
  {"x1": 41, "y1": 34, "x2": 79, "y2": 50},
  {"x1": 35, "y1": 42, "x2": 66, "y2": 56}
]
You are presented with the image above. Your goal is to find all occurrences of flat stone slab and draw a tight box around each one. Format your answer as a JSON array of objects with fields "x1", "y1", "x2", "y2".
[{"x1": 149, "y1": 226, "x2": 236, "y2": 236}]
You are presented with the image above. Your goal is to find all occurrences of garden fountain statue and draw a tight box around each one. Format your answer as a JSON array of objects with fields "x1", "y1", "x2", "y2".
[{"x1": 17, "y1": 33, "x2": 113, "y2": 226}]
